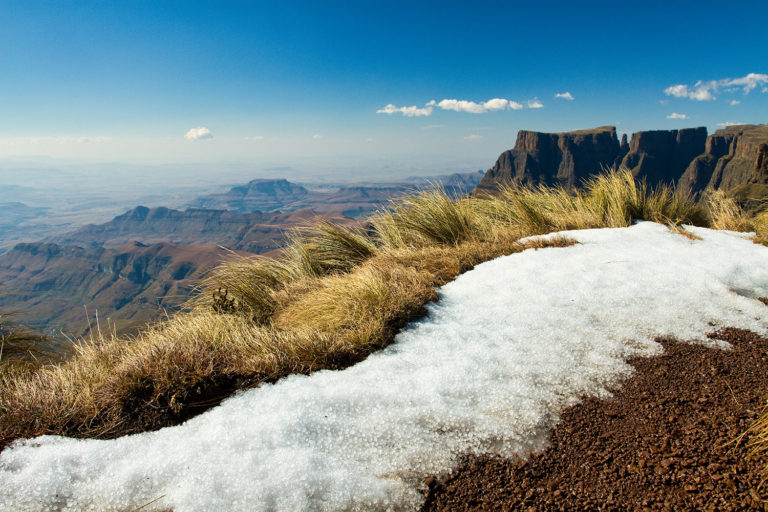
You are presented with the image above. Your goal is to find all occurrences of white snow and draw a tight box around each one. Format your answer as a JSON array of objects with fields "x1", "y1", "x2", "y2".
[{"x1": 2, "y1": 222, "x2": 767, "y2": 512}]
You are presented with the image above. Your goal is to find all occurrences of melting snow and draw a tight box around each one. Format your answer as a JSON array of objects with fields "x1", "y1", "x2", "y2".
[{"x1": 2, "y1": 222, "x2": 768, "y2": 511}]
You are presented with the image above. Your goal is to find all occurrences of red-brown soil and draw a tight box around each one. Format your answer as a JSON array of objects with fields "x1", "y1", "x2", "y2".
[{"x1": 422, "y1": 328, "x2": 768, "y2": 511}]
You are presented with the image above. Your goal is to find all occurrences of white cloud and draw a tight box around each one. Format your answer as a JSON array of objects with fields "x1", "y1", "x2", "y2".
[
  {"x1": 366, "y1": 138, "x2": 373, "y2": 142},
  {"x1": 184, "y1": 127, "x2": 213, "y2": 140},
  {"x1": 689, "y1": 83, "x2": 716, "y2": 101},
  {"x1": 555, "y1": 92, "x2": 574, "y2": 101},
  {"x1": 664, "y1": 84, "x2": 690, "y2": 98},
  {"x1": 464, "y1": 134, "x2": 482, "y2": 140},
  {"x1": 666, "y1": 112, "x2": 689, "y2": 119},
  {"x1": 665, "y1": 73, "x2": 768, "y2": 101},
  {"x1": 727, "y1": 73, "x2": 768, "y2": 93},
  {"x1": 717, "y1": 121, "x2": 744, "y2": 128},
  {"x1": 527, "y1": 98, "x2": 544, "y2": 109},
  {"x1": 437, "y1": 99, "x2": 486, "y2": 113},
  {"x1": 312, "y1": 134, "x2": 323, "y2": 139},
  {"x1": 730, "y1": 100, "x2": 741, "y2": 106},
  {"x1": 376, "y1": 104, "x2": 433, "y2": 117},
  {"x1": 482, "y1": 98, "x2": 510, "y2": 111},
  {"x1": 434, "y1": 98, "x2": 524, "y2": 112},
  {"x1": 378, "y1": 97, "x2": 536, "y2": 117}
]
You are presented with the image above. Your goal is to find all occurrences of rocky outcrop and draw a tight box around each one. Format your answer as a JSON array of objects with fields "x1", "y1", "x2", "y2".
[
  {"x1": 475, "y1": 126, "x2": 623, "y2": 192},
  {"x1": 678, "y1": 124, "x2": 768, "y2": 196},
  {"x1": 619, "y1": 127, "x2": 707, "y2": 186}
]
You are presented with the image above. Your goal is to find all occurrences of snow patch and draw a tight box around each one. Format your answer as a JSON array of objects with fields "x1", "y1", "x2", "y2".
[{"x1": 1, "y1": 222, "x2": 767, "y2": 511}]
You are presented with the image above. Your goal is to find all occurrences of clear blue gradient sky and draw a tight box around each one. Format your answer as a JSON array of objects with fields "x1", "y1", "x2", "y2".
[{"x1": 1, "y1": 0, "x2": 767, "y2": 173}]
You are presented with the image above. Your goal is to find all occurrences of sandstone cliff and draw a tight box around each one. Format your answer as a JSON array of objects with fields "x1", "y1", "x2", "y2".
[
  {"x1": 678, "y1": 124, "x2": 768, "y2": 196},
  {"x1": 475, "y1": 126, "x2": 623, "y2": 192}
]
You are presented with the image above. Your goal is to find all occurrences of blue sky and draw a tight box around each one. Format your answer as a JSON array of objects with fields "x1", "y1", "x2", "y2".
[{"x1": 1, "y1": 0, "x2": 767, "y2": 173}]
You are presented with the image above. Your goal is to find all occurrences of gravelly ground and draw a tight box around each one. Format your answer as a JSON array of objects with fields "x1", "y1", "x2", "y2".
[{"x1": 421, "y1": 327, "x2": 768, "y2": 511}]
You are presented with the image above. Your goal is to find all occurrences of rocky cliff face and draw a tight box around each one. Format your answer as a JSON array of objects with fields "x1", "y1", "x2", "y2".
[
  {"x1": 475, "y1": 126, "x2": 623, "y2": 192},
  {"x1": 476, "y1": 124, "x2": 768, "y2": 196},
  {"x1": 678, "y1": 124, "x2": 768, "y2": 196},
  {"x1": 619, "y1": 127, "x2": 707, "y2": 186}
]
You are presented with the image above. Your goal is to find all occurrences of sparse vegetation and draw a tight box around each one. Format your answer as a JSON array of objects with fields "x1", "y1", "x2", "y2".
[
  {"x1": 0, "y1": 315, "x2": 62, "y2": 370},
  {"x1": 0, "y1": 168, "x2": 765, "y2": 451}
]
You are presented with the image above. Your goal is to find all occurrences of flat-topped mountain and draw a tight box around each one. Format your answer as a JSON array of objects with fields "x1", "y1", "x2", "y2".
[
  {"x1": 194, "y1": 179, "x2": 310, "y2": 211},
  {"x1": 193, "y1": 172, "x2": 485, "y2": 217},
  {"x1": 476, "y1": 124, "x2": 767, "y2": 198},
  {"x1": 49, "y1": 206, "x2": 348, "y2": 253}
]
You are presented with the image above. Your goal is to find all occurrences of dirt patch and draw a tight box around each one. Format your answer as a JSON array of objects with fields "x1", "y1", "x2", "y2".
[{"x1": 421, "y1": 328, "x2": 768, "y2": 511}]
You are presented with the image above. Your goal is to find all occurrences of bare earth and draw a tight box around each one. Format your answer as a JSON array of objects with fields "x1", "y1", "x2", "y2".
[{"x1": 421, "y1": 327, "x2": 768, "y2": 511}]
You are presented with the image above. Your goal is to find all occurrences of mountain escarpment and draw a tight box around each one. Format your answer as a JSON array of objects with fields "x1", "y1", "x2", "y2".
[
  {"x1": 475, "y1": 126, "x2": 624, "y2": 191},
  {"x1": 476, "y1": 124, "x2": 768, "y2": 198},
  {"x1": 678, "y1": 124, "x2": 768, "y2": 198}
]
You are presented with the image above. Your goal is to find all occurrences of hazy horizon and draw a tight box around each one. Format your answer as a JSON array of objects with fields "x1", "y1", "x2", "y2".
[{"x1": 1, "y1": 1, "x2": 766, "y2": 189}]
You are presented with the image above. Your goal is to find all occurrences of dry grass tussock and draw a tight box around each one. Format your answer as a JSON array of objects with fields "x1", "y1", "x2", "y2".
[{"x1": 0, "y1": 169, "x2": 762, "y2": 449}]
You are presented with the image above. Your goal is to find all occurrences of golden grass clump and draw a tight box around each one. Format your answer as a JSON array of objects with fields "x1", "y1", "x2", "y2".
[
  {"x1": 584, "y1": 169, "x2": 707, "y2": 227},
  {"x1": 371, "y1": 188, "x2": 479, "y2": 248},
  {"x1": 1, "y1": 167, "x2": 758, "y2": 449},
  {"x1": 753, "y1": 210, "x2": 768, "y2": 245},
  {"x1": 705, "y1": 189, "x2": 754, "y2": 232},
  {"x1": 0, "y1": 316, "x2": 65, "y2": 371},
  {"x1": 284, "y1": 220, "x2": 378, "y2": 276}
]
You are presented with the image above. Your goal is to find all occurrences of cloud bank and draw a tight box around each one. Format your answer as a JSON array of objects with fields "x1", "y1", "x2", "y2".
[
  {"x1": 555, "y1": 92, "x2": 574, "y2": 100},
  {"x1": 184, "y1": 127, "x2": 213, "y2": 140},
  {"x1": 664, "y1": 73, "x2": 768, "y2": 101},
  {"x1": 377, "y1": 97, "x2": 537, "y2": 116}
]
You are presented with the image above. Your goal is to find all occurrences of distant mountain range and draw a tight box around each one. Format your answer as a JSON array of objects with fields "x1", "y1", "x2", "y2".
[
  {"x1": 191, "y1": 171, "x2": 485, "y2": 216},
  {"x1": 0, "y1": 171, "x2": 484, "y2": 337},
  {"x1": 47, "y1": 206, "x2": 349, "y2": 254}
]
